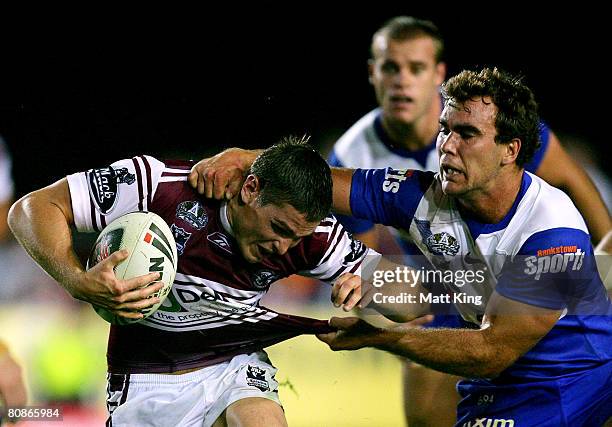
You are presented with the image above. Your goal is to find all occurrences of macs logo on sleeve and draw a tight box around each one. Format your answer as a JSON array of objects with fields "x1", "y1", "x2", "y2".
[{"x1": 87, "y1": 166, "x2": 135, "y2": 214}]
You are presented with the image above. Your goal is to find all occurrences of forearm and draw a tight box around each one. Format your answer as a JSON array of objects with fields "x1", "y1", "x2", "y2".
[
  {"x1": 330, "y1": 167, "x2": 354, "y2": 216},
  {"x1": 8, "y1": 185, "x2": 85, "y2": 298},
  {"x1": 373, "y1": 326, "x2": 508, "y2": 378}
]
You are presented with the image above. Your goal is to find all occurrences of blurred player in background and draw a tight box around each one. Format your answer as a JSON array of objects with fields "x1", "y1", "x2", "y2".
[
  {"x1": 0, "y1": 138, "x2": 27, "y2": 424},
  {"x1": 327, "y1": 16, "x2": 612, "y2": 426},
  {"x1": 8, "y1": 138, "x2": 381, "y2": 427},
  {"x1": 0, "y1": 339, "x2": 28, "y2": 421}
]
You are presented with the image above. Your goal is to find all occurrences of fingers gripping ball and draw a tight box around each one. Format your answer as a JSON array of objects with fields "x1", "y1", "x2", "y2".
[{"x1": 86, "y1": 212, "x2": 178, "y2": 324}]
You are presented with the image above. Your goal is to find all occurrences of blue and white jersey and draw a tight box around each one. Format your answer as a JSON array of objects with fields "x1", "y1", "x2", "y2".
[
  {"x1": 350, "y1": 167, "x2": 612, "y2": 380},
  {"x1": 329, "y1": 107, "x2": 551, "y2": 238}
]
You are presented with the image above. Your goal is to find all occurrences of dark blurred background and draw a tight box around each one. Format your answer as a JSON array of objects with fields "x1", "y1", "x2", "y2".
[{"x1": 1, "y1": 6, "x2": 609, "y2": 196}]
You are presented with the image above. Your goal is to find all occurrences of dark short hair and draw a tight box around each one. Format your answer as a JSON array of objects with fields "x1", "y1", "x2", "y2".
[
  {"x1": 442, "y1": 68, "x2": 541, "y2": 167},
  {"x1": 372, "y1": 16, "x2": 445, "y2": 63},
  {"x1": 249, "y1": 136, "x2": 332, "y2": 222}
]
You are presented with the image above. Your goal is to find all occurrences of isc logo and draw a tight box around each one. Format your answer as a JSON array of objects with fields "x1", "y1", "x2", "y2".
[
  {"x1": 524, "y1": 248, "x2": 585, "y2": 280},
  {"x1": 382, "y1": 168, "x2": 412, "y2": 193}
]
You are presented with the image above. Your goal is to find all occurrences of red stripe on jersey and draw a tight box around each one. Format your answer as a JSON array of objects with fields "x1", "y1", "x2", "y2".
[
  {"x1": 161, "y1": 171, "x2": 190, "y2": 177},
  {"x1": 132, "y1": 157, "x2": 144, "y2": 211},
  {"x1": 90, "y1": 197, "x2": 99, "y2": 232}
]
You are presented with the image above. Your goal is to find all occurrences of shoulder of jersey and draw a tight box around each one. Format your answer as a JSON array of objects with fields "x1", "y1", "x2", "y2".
[
  {"x1": 333, "y1": 110, "x2": 380, "y2": 165},
  {"x1": 500, "y1": 173, "x2": 588, "y2": 253}
]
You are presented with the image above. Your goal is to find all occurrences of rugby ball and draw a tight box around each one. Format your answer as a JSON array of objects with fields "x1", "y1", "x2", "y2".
[{"x1": 86, "y1": 211, "x2": 178, "y2": 325}]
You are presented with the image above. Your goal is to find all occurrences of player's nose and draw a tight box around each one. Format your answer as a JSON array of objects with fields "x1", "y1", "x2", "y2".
[{"x1": 274, "y1": 238, "x2": 292, "y2": 256}]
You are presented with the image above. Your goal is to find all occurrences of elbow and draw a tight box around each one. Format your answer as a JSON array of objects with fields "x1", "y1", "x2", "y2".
[
  {"x1": 7, "y1": 193, "x2": 36, "y2": 239},
  {"x1": 469, "y1": 349, "x2": 518, "y2": 379},
  {"x1": 7, "y1": 197, "x2": 25, "y2": 235}
]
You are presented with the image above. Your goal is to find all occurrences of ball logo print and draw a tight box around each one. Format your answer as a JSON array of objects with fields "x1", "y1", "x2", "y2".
[{"x1": 86, "y1": 212, "x2": 178, "y2": 324}]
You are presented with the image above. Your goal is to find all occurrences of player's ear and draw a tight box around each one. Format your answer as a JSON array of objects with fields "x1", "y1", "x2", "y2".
[
  {"x1": 240, "y1": 174, "x2": 260, "y2": 205},
  {"x1": 501, "y1": 138, "x2": 521, "y2": 166},
  {"x1": 367, "y1": 59, "x2": 375, "y2": 85}
]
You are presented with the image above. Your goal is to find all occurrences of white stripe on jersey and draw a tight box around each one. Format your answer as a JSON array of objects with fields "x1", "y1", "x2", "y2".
[
  {"x1": 302, "y1": 216, "x2": 381, "y2": 282},
  {"x1": 163, "y1": 167, "x2": 191, "y2": 174},
  {"x1": 159, "y1": 176, "x2": 188, "y2": 183}
]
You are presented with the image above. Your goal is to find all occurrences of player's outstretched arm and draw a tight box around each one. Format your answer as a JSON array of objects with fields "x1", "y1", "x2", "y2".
[
  {"x1": 536, "y1": 132, "x2": 611, "y2": 244},
  {"x1": 319, "y1": 292, "x2": 561, "y2": 378},
  {"x1": 8, "y1": 179, "x2": 161, "y2": 320},
  {"x1": 188, "y1": 148, "x2": 357, "y2": 216}
]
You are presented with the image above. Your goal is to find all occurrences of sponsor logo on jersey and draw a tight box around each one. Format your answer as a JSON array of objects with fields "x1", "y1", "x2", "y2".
[
  {"x1": 207, "y1": 231, "x2": 233, "y2": 255},
  {"x1": 246, "y1": 365, "x2": 270, "y2": 391},
  {"x1": 87, "y1": 166, "x2": 136, "y2": 214},
  {"x1": 171, "y1": 224, "x2": 192, "y2": 255},
  {"x1": 251, "y1": 269, "x2": 281, "y2": 290},
  {"x1": 344, "y1": 237, "x2": 367, "y2": 264},
  {"x1": 87, "y1": 228, "x2": 124, "y2": 268},
  {"x1": 524, "y1": 246, "x2": 585, "y2": 280},
  {"x1": 176, "y1": 201, "x2": 208, "y2": 230},
  {"x1": 415, "y1": 219, "x2": 460, "y2": 256},
  {"x1": 382, "y1": 168, "x2": 413, "y2": 193}
]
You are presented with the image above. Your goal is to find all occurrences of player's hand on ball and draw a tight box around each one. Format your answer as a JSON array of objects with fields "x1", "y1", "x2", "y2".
[
  {"x1": 188, "y1": 148, "x2": 256, "y2": 199},
  {"x1": 78, "y1": 249, "x2": 162, "y2": 320}
]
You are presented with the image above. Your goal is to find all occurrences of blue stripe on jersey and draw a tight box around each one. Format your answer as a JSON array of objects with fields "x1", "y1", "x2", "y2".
[
  {"x1": 462, "y1": 172, "x2": 532, "y2": 240},
  {"x1": 350, "y1": 168, "x2": 435, "y2": 231},
  {"x1": 523, "y1": 121, "x2": 551, "y2": 173},
  {"x1": 373, "y1": 114, "x2": 436, "y2": 169},
  {"x1": 328, "y1": 150, "x2": 376, "y2": 234}
]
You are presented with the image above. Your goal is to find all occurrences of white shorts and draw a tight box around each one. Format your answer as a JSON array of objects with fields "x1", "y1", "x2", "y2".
[{"x1": 105, "y1": 351, "x2": 281, "y2": 427}]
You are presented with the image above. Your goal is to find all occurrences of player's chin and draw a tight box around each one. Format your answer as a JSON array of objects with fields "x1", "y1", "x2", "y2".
[
  {"x1": 387, "y1": 109, "x2": 415, "y2": 125},
  {"x1": 440, "y1": 180, "x2": 465, "y2": 196}
]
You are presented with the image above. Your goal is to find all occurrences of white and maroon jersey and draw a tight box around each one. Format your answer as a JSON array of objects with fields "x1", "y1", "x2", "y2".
[{"x1": 67, "y1": 155, "x2": 377, "y2": 373}]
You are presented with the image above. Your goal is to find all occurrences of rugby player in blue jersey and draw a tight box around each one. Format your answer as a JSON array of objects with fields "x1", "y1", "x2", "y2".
[
  {"x1": 189, "y1": 68, "x2": 612, "y2": 425},
  {"x1": 328, "y1": 16, "x2": 612, "y2": 426}
]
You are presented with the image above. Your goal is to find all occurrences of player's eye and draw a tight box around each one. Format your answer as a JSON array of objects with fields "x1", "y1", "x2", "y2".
[
  {"x1": 411, "y1": 64, "x2": 426, "y2": 75},
  {"x1": 439, "y1": 125, "x2": 450, "y2": 135},
  {"x1": 380, "y1": 61, "x2": 399, "y2": 74},
  {"x1": 271, "y1": 222, "x2": 292, "y2": 238}
]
